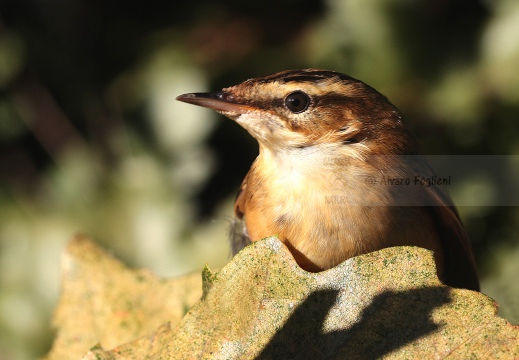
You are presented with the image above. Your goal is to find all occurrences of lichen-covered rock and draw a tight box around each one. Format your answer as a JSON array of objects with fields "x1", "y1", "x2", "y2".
[
  {"x1": 44, "y1": 235, "x2": 202, "y2": 360},
  {"x1": 47, "y1": 235, "x2": 519, "y2": 359}
]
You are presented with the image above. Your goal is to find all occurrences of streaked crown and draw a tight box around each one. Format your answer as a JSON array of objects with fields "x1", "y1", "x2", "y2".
[{"x1": 177, "y1": 69, "x2": 416, "y2": 154}]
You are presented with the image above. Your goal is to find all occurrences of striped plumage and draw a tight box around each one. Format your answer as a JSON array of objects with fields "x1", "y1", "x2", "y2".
[{"x1": 177, "y1": 69, "x2": 479, "y2": 291}]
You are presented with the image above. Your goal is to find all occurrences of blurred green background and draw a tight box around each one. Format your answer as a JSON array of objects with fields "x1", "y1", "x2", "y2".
[{"x1": 1, "y1": 0, "x2": 519, "y2": 358}]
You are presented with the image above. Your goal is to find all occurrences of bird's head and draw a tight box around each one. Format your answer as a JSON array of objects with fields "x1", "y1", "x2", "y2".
[{"x1": 176, "y1": 69, "x2": 416, "y2": 156}]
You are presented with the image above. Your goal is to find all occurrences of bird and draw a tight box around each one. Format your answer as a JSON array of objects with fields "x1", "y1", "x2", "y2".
[{"x1": 176, "y1": 69, "x2": 479, "y2": 291}]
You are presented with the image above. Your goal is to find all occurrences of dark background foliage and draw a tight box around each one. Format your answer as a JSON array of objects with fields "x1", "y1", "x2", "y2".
[{"x1": 0, "y1": 0, "x2": 518, "y2": 358}]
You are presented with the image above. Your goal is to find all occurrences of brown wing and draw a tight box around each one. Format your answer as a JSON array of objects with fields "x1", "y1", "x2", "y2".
[
  {"x1": 229, "y1": 174, "x2": 251, "y2": 254},
  {"x1": 418, "y1": 159, "x2": 480, "y2": 291}
]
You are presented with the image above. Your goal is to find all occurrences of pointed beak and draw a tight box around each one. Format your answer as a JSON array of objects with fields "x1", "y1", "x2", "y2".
[{"x1": 176, "y1": 92, "x2": 254, "y2": 115}]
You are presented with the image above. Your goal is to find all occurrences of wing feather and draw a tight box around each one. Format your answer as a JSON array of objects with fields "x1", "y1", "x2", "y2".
[
  {"x1": 229, "y1": 174, "x2": 251, "y2": 254},
  {"x1": 418, "y1": 158, "x2": 480, "y2": 290}
]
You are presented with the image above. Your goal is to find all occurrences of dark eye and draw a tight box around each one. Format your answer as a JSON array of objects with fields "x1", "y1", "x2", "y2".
[{"x1": 284, "y1": 91, "x2": 310, "y2": 113}]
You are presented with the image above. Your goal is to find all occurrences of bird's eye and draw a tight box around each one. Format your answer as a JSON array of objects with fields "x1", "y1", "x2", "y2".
[{"x1": 284, "y1": 91, "x2": 310, "y2": 113}]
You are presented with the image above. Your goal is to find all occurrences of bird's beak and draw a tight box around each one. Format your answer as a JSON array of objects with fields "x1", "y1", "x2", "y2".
[{"x1": 176, "y1": 92, "x2": 254, "y2": 115}]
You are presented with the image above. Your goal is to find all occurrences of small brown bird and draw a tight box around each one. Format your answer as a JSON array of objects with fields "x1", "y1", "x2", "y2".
[{"x1": 176, "y1": 69, "x2": 479, "y2": 291}]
